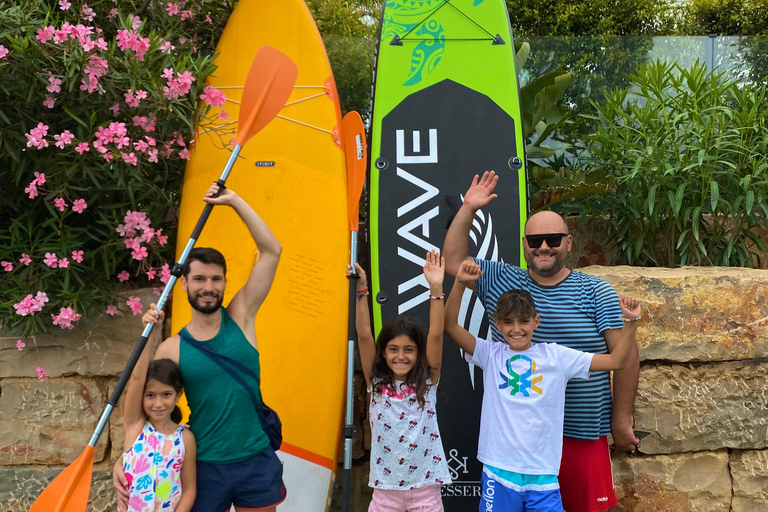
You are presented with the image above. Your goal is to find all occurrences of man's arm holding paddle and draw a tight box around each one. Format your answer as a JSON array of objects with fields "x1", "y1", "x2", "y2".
[
  {"x1": 204, "y1": 182, "x2": 282, "y2": 349},
  {"x1": 442, "y1": 171, "x2": 499, "y2": 288}
]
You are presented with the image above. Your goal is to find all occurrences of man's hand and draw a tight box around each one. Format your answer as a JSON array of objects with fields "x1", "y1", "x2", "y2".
[
  {"x1": 347, "y1": 262, "x2": 368, "y2": 292},
  {"x1": 141, "y1": 303, "x2": 165, "y2": 327},
  {"x1": 202, "y1": 182, "x2": 238, "y2": 206},
  {"x1": 113, "y1": 458, "x2": 129, "y2": 509},
  {"x1": 423, "y1": 250, "x2": 445, "y2": 288},
  {"x1": 456, "y1": 259, "x2": 483, "y2": 284},
  {"x1": 462, "y1": 171, "x2": 499, "y2": 212},
  {"x1": 611, "y1": 421, "x2": 640, "y2": 451},
  {"x1": 619, "y1": 294, "x2": 641, "y2": 319}
]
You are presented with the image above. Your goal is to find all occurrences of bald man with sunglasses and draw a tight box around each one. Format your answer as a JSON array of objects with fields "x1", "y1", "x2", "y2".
[{"x1": 443, "y1": 171, "x2": 640, "y2": 512}]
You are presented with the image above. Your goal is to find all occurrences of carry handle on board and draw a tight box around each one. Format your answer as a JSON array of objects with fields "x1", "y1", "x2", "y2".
[
  {"x1": 341, "y1": 110, "x2": 368, "y2": 512},
  {"x1": 28, "y1": 45, "x2": 298, "y2": 512}
]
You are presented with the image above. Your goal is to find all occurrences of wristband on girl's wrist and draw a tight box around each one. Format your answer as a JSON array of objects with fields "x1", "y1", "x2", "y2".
[
  {"x1": 429, "y1": 293, "x2": 445, "y2": 300},
  {"x1": 356, "y1": 287, "x2": 368, "y2": 294},
  {"x1": 621, "y1": 315, "x2": 641, "y2": 322}
]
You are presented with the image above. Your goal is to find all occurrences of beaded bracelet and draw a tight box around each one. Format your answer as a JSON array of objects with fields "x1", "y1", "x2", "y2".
[
  {"x1": 429, "y1": 294, "x2": 445, "y2": 300},
  {"x1": 621, "y1": 315, "x2": 641, "y2": 322}
]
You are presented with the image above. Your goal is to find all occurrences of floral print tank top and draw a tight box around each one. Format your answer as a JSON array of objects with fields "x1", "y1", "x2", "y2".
[{"x1": 122, "y1": 422, "x2": 185, "y2": 512}]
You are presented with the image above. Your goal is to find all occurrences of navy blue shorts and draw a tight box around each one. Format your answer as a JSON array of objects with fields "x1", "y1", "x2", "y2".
[{"x1": 192, "y1": 446, "x2": 286, "y2": 512}]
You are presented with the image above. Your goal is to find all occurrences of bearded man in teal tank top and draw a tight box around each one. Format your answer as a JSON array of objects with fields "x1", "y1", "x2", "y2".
[
  {"x1": 442, "y1": 171, "x2": 641, "y2": 512},
  {"x1": 114, "y1": 183, "x2": 287, "y2": 512}
]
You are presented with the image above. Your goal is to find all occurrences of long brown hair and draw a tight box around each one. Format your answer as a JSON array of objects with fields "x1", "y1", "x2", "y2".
[{"x1": 372, "y1": 316, "x2": 431, "y2": 409}]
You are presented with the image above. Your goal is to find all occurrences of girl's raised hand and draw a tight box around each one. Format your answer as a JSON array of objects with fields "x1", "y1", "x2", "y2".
[
  {"x1": 423, "y1": 250, "x2": 445, "y2": 287},
  {"x1": 457, "y1": 259, "x2": 483, "y2": 284},
  {"x1": 142, "y1": 303, "x2": 165, "y2": 327},
  {"x1": 619, "y1": 294, "x2": 641, "y2": 319},
  {"x1": 347, "y1": 263, "x2": 368, "y2": 291}
]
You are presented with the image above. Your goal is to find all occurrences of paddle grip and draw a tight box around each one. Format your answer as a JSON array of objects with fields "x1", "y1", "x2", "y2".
[
  {"x1": 109, "y1": 334, "x2": 150, "y2": 406},
  {"x1": 341, "y1": 468, "x2": 352, "y2": 512}
]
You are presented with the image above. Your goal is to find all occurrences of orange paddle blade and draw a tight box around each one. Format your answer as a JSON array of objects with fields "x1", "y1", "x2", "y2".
[
  {"x1": 29, "y1": 446, "x2": 94, "y2": 512},
  {"x1": 342, "y1": 111, "x2": 367, "y2": 232},
  {"x1": 235, "y1": 45, "x2": 298, "y2": 146}
]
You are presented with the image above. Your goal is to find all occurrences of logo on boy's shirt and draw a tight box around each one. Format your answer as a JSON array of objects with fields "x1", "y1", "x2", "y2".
[{"x1": 498, "y1": 355, "x2": 543, "y2": 396}]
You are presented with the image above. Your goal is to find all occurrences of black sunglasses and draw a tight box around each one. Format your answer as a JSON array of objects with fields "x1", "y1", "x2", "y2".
[{"x1": 524, "y1": 233, "x2": 568, "y2": 249}]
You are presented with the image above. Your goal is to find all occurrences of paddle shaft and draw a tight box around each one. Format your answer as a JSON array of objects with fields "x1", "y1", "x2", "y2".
[
  {"x1": 342, "y1": 230, "x2": 360, "y2": 512},
  {"x1": 88, "y1": 146, "x2": 242, "y2": 448}
]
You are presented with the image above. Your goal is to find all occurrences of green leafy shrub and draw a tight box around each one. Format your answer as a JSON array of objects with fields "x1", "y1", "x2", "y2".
[
  {"x1": 0, "y1": 0, "x2": 235, "y2": 336},
  {"x1": 580, "y1": 60, "x2": 768, "y2": 267}
]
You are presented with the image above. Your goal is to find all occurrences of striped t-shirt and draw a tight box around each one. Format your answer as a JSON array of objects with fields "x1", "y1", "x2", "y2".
[{"x1": 472, "y1": 259, "x2": 623, "y2": 439}]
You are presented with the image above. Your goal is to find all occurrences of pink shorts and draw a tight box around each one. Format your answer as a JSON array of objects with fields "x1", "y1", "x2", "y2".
[{"x1": 368, "y1": 485, "x2": 444, "y2": 512}]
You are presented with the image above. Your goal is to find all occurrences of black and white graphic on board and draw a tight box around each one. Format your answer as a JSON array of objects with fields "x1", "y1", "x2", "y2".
[{"x1": 376, "y1": 79, "x2": 523, "y2": 508}]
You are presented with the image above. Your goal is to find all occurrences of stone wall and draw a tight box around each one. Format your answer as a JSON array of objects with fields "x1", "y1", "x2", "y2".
[{"x1": 2, "y1": 269, "x2": 767, "y2": 511}]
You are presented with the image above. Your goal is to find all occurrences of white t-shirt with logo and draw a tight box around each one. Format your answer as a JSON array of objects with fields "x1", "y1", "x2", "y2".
[
  {"x1": 368, "y1": 379, "x2": 452, "y2": 490},
  {"x1": 467, "y1": 337, "x2": 593, "y2": 475}
]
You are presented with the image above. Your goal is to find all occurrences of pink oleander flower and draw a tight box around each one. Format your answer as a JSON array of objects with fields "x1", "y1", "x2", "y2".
[
  {"x1": 124, "y1": 90, "x2": 140, "y2": 108},
  {"x1": 116, "y1": 29, "x2": 150, "y2": 62},
  {"x1": 131, "y1": 246, "x2": 148, "y2": 261},
  {"x1": 153, "y1": 287, "x2": 163, "y2": 297},
  {"x1": 47, "y1": 76, "x2": 62, "y2": 93},
  {"x1": 25, "y1": 123, "x2": 49, "y2": 150},
  {"x1": 44, "y1": 252, "x2": 59, "y2": 268},
  {"x1": 135, "y1": 90, "x2": 148, "y2": 100},
  {"x1": 205, "y1": 15, "x2": 212, "y2": 23},
  {"x1": 13, "y1": 292, "x2": 47, "y2": 316},
  {"x1": 58, "y1": 258, "x2": 70, "y2": 268},
  {"x1": 166, "y1": 1, "x2": 181, "y2": 16},
  {"x1": 36, "y1": 366, "x2": 48, "y2": 380},
  {"x1": 107, "y1": 8, "x2": 118, "y2": 19},
  {"x1": 122, "y1": 152, "x2": 138, "y2": 166},
  {"x1": 134, "y1": 139, "x2": 149, "y2": 152},
  {"x1": 106, "y1": 304, "x2": 118, "y2": 316},
  {"x1": 58, "y1": 0, "x2": 71, "y2": 10},
  {"x1": 0, "y1": 45, "x2": 9, "y2": 59},
  {"x1": 19, "y1": 253, "x2": 32, "y2": 266},
  {"x1": 81, "y1": 4, "x2": 95, "y2": 21},
  {"x1": 103, "y1": 153, "x2": 114, "y2": 162},
  {"x1": 1, "y1": 261, "x2": 13, "y2": 272},
  {"x1": 25, "y1": 182, "x2": 39, "y2": 199},
  {"x1": 43, "y1": 95, "x2": 55, "y2": 109},
  {"x1": 72, "y1": 199, "x2": 87, "y2": 213},
  {"x1": 163, "y1": 69, "x2": 195, "y2": 100},
  {"x1": 159, "y1": 41, "x2": 175, "y2": 54},
  {"x1": 117, "y1": 270, "x2": 130, "y2": 282},
  {"x1": 148, "y1": 149, "x2": 159, "y2": 163},
  {"x1": 75, "y1": 142, "x2": 90, "y2": 154},
  {"x1": 52, "y1": 307, "x2": 81, "y2": 329},
  {"x1": 17, "y1": 340, "x2": 25, "y2": 351},
  {"x1": 178, "y1": 148, "x2": 190, "y2": 160},
  {"x1": 54, "y1": 197, "x2": 68, "y2": 211},
  {"x1": 80, "y1": 55, "x2": 109, "y2": 94},
  {"x1": 126, "y1": 296, "x2": 143, "y2": 315},
  {"x1": 72, "y1": 250, "x2": 84, "y2": 263},
  {"x1": 145, "y1": 136, "x2": 156, "y2": 146},
  {"x1": 201, "y1": 86, "x2": 226, "y2": 108},
  {"x1": 54, "y1": 130, "x2": 74, "y2": 148},
  {"x1": 160, "y1": 263, "x2": 171, "y2": 284},
  {"x1": 219, "y1": 109, "x2": 229, "y2": 121},
  {"x1": 34, "y1": 172, "x2": 46, "y2": 186},
  {"x1": 36, "y1": 26, "x2": 55, "y2": 43},
  {"x1": 180, "y1": 9, "x2": 193, "y2": 21},
  {"x1": 109, "y1": 103, "x2": 120, "y2": 116},
  {"x1": 146, "y1": 268, "x2": 156, "y2": 280}
]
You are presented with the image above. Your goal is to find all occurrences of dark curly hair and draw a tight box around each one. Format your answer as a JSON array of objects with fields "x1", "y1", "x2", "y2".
[{"x1": 371, "y1": 316, "x2": 432, "y2": 409}]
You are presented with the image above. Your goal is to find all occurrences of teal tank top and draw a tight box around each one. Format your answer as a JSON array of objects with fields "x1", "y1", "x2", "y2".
[{"x1": 178, "y1": 307, "x2": 269, "y2": 463}]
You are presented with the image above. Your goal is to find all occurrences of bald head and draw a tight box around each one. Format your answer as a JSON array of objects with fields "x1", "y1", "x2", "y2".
[{"x1": 524, "y1": 211, "x2": 569, "y2": 236}]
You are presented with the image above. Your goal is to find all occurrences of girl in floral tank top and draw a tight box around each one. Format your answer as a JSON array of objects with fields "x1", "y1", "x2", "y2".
[
  {"x1": 120, "y1": 305, "x2": 197, "y2": 512},
  {"x1": 348, "y1": 251, "x2": 451, "y2": 511}
]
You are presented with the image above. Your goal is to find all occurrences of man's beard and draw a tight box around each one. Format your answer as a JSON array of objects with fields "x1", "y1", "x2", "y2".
[
  {"x1": 526, "y1": 250, "x2": 567, "y2": 277},
  {"x1": 188, "y1": 292, "x2": 223, "y2": 314}
]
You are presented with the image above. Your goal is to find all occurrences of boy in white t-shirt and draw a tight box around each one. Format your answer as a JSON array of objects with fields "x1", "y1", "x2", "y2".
[{"x1": 444, "y1": 260, "x2": 640, "y2": 512}]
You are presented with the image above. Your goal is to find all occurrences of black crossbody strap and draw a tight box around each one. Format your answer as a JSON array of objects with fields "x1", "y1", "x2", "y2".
[{"x1": 178, "y1": 330, "x2": 268, "y2": 428}]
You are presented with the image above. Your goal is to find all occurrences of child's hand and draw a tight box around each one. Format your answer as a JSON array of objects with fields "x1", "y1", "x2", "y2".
[
  {"x1": 347, "y1": 263, "x2": 368, "y2": 291},
  {"x1": 142, "y1": 303, "x2": 165, "y2": 327},
  {"x1": 423, "y1": 250, "x2": 444, "y2": 287},
  {"x1": 456, "y1": 259, "x2": 482, "y2": 284},
  {"x1": 619, "y1": 294, "x2": 641, "y2": 319}
]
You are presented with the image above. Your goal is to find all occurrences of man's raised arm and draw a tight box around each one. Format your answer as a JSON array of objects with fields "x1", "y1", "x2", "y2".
[
  {"x1": 202, "y1": 183, "x2": 282, "y2": 319},
  {"x1": 443, "y1": 171, "x2": 499, "y2": 278}
]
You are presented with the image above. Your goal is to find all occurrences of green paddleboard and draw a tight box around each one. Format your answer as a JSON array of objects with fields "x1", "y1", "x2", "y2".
[{"x1": 368, "y1": 0, "x2": 528, "y2": 505}]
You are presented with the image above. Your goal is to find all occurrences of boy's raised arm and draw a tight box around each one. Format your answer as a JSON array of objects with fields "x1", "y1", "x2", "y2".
[
  {"x1": 590, "y1": 295, "x2": 640, "y2": 372},
  {"x1": 423, "y1": 250, "x2": 445, "y2": 383},
  {"x1": 349, "y1": 263, "x2": 376, "y2": 387},
  {"x1": 444, "y1": 260, "x2": 481, "y2": 356}
]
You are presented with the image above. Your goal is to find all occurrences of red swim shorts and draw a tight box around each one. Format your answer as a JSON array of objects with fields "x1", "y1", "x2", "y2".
[{"x1": 558, "y1": 436, "x2": 618, "y2": 512}]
